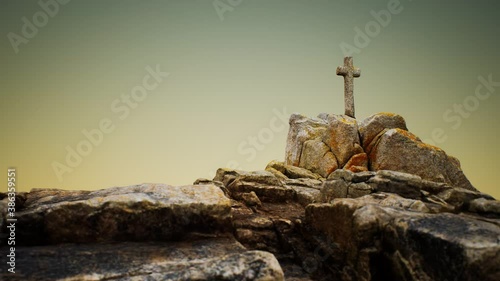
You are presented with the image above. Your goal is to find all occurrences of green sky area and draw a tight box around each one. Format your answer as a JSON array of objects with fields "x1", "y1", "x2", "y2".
[{"x1": 1, "y1": 0, "x2": 499, "y2": 198}]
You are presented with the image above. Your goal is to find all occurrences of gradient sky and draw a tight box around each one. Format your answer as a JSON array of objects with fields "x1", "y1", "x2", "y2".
[{"x1": 1, "y1": 0, "x2": 499, "y2": 198}]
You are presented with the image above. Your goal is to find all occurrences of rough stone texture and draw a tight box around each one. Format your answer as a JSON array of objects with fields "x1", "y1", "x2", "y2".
[
  {"x1": 358, "y1": 112, "x2": 408, "y2": 152},
  {"x1": 344, "y1": 152, "x2": 368, "y2": 172},
  {"x1": 322, "y1": 114, "x2": 364, "y2": 168},
  {"x1": 228, "y1": 179, "x2": 295, "y2": 203},
  {"x1": 0, "y1": 237, "x2": 284, "y2": 281},
  {"x1": 437, "y1": 187, "x2": 495, "y2": 209},
  {"x1": 265, "y1": 167, "x2": 289, "y2": 181},
  {"x1": 4, "y1": 109, "x2": 500, "y2": 281},
  {"x1": 290, "y1": 185, "x2": 321, "y2": 207},
  {"x1": 266, "y1": 160, "x2": 322, "y2": 180},
  {"x1": 214, "y1": 169, "x2": 283, "y2": 188},
  {"x1": 306, "y1": 197, "x2": 500, "y2": 281},
  {"x1": 285, "y1": 114, "x2": 328, "y2": 166},
  {"x1": 369, "y1": 128, "x2": 477, "y2": 191},
  {"x1": 241, "y1": 191, "x2": 262, "y2": 207},
  {"x1": 299, "y1": 138, "x2": 338, "y2": 178},
  {"x1": 469, "y1": 198, "x2": 500, "y2": 216},
  {"x1": 12, "y1": 184, "x2": 231, "y2": 245},
  {"x1": 284, "y1": 178, "x2": 323, "y2": 190},
  {"x1": 336, "y1": 56, "x2": 361, "y2": 118}
]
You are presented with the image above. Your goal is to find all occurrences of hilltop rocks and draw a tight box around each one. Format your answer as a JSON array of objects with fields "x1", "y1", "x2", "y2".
[
  {"x1": 1, "y1": 163, "x2": 498, "y2": 280},
  {"x1": 2, "y1": 110, "x2": 498, "y2": 281},
  {"x1": 14, "y1": 184, "x2": 232, "y2": 245},
  {"x1": 285, "y1": 112, "x2": 477, "y2": 191}
]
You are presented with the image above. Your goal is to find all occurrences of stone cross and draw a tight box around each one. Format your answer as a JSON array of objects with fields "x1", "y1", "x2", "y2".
[{"x1": 336, "y1": 56, "x2": 361, "y2": 118}]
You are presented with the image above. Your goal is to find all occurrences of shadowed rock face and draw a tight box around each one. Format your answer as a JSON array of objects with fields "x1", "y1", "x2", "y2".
[
  {"x1": 1, "y1": 237, "x2": 285, "y2": 281},
  {"x1": 306, "y1": 198, "x2": 500, "y2": 281}
]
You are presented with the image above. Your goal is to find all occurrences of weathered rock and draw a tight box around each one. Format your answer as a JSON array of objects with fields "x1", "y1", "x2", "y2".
[
  {"x1": 267, "y1": 160, "x2": 322, "y2": 180},
  {"x1": 265, "y1": 167, "x2": 289, "y2": 181},
  {"x1": 322, "y1": 114, "x2": 363, "y2": 168},
  {"x1": 327, "y1": 168, "x2": 355, "y2": 182},
  {"x1": 290, "y1": 185, "x2": 321, "y2": 207},
  {"x1": 469, "y1": 198, "x2": 500, "y2": 216},
  {"x1": 319, "y1": 180, "x2": 348, "y2": 202},
  {"x1": 358, "y1": 112, "x2": 408, "y2": 152},
  {"x1": 306, "y1": 197, "x2": 500, "y2": 281},
  {"x1": 214, "y1": 169, "x2": 283, "y2": 188},
  {"x1": 369, "y1": 128, "x2": 477, "y2": 191},
  {"x1": 13, "y1": 184, "x2": 232, "y2": 245},
  {"x1": 437, "y1": 187, "x2": 495, "y2": 209},
  {"x1": 298, "y1": 138, "x2": 338, "y2": 178},
  {"x1": 228, "y1": 179, "x2": 295, "y2": 203},
  {"x1": 284, "y1": 178, "x2": 324, "y2": 190},
  {"x1": 351, "y1": 171, "x2": 376, "y2": 183},
  {"x1": 0, "y1": 237, "x2": 285, "y2": 281},
  {"x1": 347, "y1": 182, "x2": 373, "y2": 198},
  {"x1": 241, "y1": 191, "x2": 262, "y2": 207},
  {"x1": 344, "y1": 152, "x2": 368, "y2": 172},
  {"x1": 368, "y1": 175, "x2": 421, "y2": 200},
  {"x1": 193, "y1": 178, "x2": 229, "y2": 196},
  {"x1": 319, "y1": 179, "x2": 374, "y2": 202},
  {"x1": 285, "y1": 114, "x2": 328, "y2": 166}
]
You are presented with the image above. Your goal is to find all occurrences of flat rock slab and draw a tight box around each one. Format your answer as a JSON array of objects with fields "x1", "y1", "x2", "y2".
[
  {"x1": 0, "y1": 237, "x2": 284, "y2": 281},
  {"x1": 9, "y1": 184, "x2": 232, "y2": 245}
]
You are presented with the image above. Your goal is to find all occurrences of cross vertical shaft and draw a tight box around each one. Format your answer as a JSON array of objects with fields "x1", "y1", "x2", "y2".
[{"x1": 336, "y1": 56, "x2": 361, "y2": 118}]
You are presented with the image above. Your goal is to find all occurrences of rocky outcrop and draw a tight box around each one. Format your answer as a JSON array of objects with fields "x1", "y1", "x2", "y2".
[
  {"x1": 285, "y1": 112, "x2": 476, "y2": 191},
  {"x1": 306, "y1": 196, "x2": 500, "y2": 281},
  {"x1": 369, "y1": 128, "x2": 476, "y2": 191},
  {"x1": 1, "y1": 111, "x2": 498, "y2": 281}
]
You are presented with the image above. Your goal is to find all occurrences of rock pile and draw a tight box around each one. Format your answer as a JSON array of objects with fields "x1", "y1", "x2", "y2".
[
  {"x1": 286, "y1": 112, "x2": 476, "y2": 191},
  {"x1": 1, "y1": 112, "x2": 499, "y2": 281}
]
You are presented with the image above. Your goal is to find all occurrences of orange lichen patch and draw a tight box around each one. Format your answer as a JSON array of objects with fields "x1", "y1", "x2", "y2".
[
  {"x1": 395, "y1": 128, "x2": 421, "y2": 142},
  {"x1": 378, "y1": 112, "x2": 398, "y2": 117},
  {"x1": 344, "y1": 153, "x2": 368, "y2": 171},
  {"x1": 347, "y1": 166, "x2": 368, "y2": 173},
  {"x1": 416, "y1": 141, "x2": 444, "y2": 152},
  {"x1": 393, "y1": 129, "x2": 444, "y2": 152},
  {"x1": 339, "y1": 115, "x2": 357, "y2": 125}
]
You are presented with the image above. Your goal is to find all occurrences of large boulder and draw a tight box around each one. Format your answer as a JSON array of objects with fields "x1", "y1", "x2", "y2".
[
  {"x1": 369, "y1": 128, "x2": 477, "y2": 191},
  {"x1": 359, "y1": 112, "x2": 408, "y2": 152},
  {"x1": 298, "y1": 138, "x2": 338, "y2": 178},
  {"x1": 12, "y1": 184, "x2": 232, "y2": 245},
  {"x1": 285, "y1": 113, "x2": 328, "y2": 166},
  {"x1": 322, "y1": 114, "x2": 364, "y2": 168}
]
